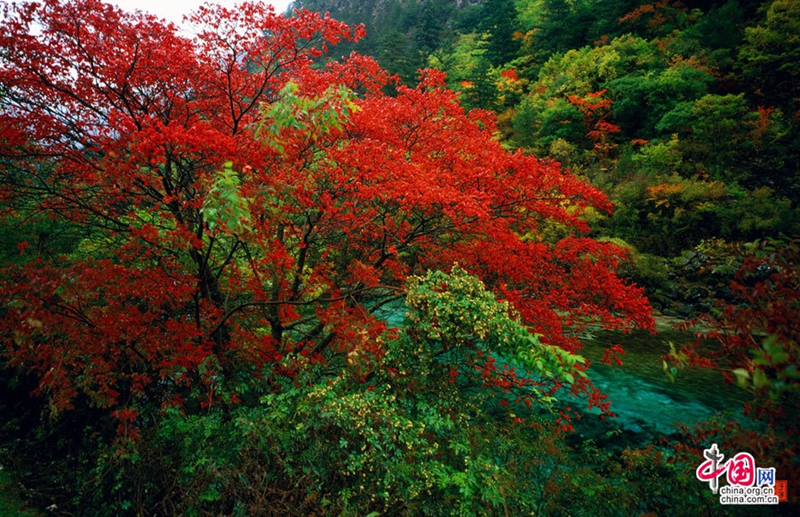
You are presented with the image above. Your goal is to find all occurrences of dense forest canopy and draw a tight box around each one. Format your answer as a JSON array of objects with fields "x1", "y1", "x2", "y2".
[
  {"x1": 1, "y1": 0, "x2": 798, "y2": 514},
  {"x1": 289, "y1": 0, "x2": 800, "y2": 303}
]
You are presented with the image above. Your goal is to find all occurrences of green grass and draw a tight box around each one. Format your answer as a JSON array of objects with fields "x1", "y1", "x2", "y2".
[{"x1": 0, "y1": 466, "x2": 41, "y2": 517}]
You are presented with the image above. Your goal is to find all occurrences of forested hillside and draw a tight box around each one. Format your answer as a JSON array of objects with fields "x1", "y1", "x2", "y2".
[
  {"x1": 1, "y1": 0, "x2": 797, "y2": 515},
  {"x1": 292, "y1": 0, "x2": 800, "y2": 313}
]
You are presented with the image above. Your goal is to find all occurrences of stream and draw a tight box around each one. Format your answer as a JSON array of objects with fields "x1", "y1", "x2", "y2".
[
  {"x1": 378, "y1": 305, "x2": 759, "y2": 449},
  {"x1": 570, "y1": 320, "x2": 758, "y2": 449}
]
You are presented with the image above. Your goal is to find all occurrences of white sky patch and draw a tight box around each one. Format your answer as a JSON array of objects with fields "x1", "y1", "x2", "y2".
[
  {"x1": 5, "y1": 1, "x2": 297, "y2": 30},
  {"x1": 110, "y1": 0, "x2": 296, "y2": 27}
]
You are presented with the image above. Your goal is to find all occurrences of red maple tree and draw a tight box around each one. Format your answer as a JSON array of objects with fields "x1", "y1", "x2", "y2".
[{"x1": 0, "y1": 0, "x2": 653, "y2": 422}]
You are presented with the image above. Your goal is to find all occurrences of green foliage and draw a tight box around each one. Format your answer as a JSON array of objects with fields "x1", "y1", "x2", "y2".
[
  {"x1": 733, "y1": 335, "x2": 800, "y2": 403},
  {"x1": 378, "y1": 30, "x2": 423, "y2": 86},
  {"x1": 523, "y1": 0, "x2": 592, "y2": 61},
  {"x1": 606, "y1": 169, "x2": 798, "y2": 255},
  {"x1": 0, "y1": 213, "x2": 82, "y2": 266},
  {"x1": 721, "y1": 187, "x2": 797, "y2": 239},
  {"x1": 0, "y1": 467, "x2": 41, "y2": 516},
  {"x1": 511, "y1": 1, "x2": 800, "y2": 232},
  {"x1": 739, "y1": 0, "x2": 800, "y2": 111},
  {"x1": 610, "y1": 59, "x2": 714, "y2": 138},
  {"x1": 599, "y1": 237, "x2": 671, "y2": 291},
  {"x1": 415, "y1": 1, "x2": 447, "y2": 52},
  {"x1": 133, "y1": 377, "x2": 570, "y2": 515},
  {"x1": 511, "y1": 34, "x2": 707, "y2": 148},
  {"x1": 513, "y1": 95, "x2": 584, "y2": 152},
  {"x1": 642, "y1": 175, "x2": 730, "y2": 254},
  {"x1": 257, "y1": 81, "x2": 360, "y2": 152},
  {"x1": 628, "y1": 135, "x2": 683, "y2": 177},
  {"x1": 661, "y1": 93, "x2": 757, "y2": 182},
  {"x1": 427, "y1": 32, "x2": 486, "y2": 88},
  {"x1": 479, "y1": 0, "x2": 520, "y2": 66},
  {"x1": 76, "y1": 267, "x2": 590, "y2": 515},
  {"x1": 202, "y1": 162, "x2": 251, "y2": 235},
  {"x1": 403, "y1": 266, "x2": 586, "y2": 387},
  {"x1": 677, "y1": 0, "x2": 745, "y2": 70}
]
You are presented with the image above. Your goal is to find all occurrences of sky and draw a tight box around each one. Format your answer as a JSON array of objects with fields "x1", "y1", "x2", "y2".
[
  {"x1": 4, "y1": 1, "x2": 296, "y2": 28},
  {"x1": 111, "y1": 0, "x2": 295, "y2": 26}
]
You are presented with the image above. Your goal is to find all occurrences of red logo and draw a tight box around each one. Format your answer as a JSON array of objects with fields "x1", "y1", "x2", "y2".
[{"x1": 775, "y1": 480, "x2": 788, "y2": 503}]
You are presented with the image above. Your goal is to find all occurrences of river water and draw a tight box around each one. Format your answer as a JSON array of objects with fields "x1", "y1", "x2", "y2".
[
  {"x1": 574, "y1": 322, "x2": 756, "y2": 446},
  {"x1": 378, "y1": 304, "x2": 759, "y2": 447}
]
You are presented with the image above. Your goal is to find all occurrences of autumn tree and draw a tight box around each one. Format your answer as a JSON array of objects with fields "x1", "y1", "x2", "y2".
[{"x1": 1, "y1": 0, "x2": 653, "y2": 512}]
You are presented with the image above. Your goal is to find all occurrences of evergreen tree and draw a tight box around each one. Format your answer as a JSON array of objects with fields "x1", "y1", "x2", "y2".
[
  {"x1": 415, "y1": 1, "x2": 445, "y2": 52},
  {"x1": 378, "y1": 30, "x2": 422, "y2": 85},
  {"x1": 480, "y1": 0, "x2": 520, "y2": 66},
  {"x1": 535, "y1": 0, "x2": 592, "y2": 55}
]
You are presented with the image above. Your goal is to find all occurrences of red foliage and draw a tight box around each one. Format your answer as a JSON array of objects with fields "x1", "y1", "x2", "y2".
[
  {"x1": 602, "y1": 343, "x2": 626, "y2": 366},
  {"x1": 568, "y1": 90, "x2": 621, "y2": 161},
  {"x1": 676, "y1": 240, "x2": 800, "y2": 430},
  {"x1": 500, "y1": 69, "x2": 519, "y2": 81},
  {"x1": 620, "y1": 1, "x2": 689, "y2": 35},
  {"x1": 0, "y1": 1, "x2": 653, "y2": 418}
]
